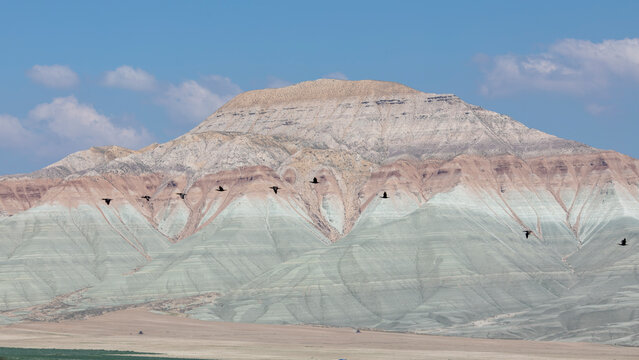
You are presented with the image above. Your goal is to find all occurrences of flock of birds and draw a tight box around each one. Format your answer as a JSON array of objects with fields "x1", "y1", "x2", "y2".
[
  {"x1": 103, "y1": 185, "x2": 228, "y2": 205},
  {"x1": 523, "y1": 230, "x2": 627, "y2": 246},
  {"x1": 99, "y1": 177, "x2": 629, "y2": 245},
  {"x1": 99, "y1": 177, "x2": 333, "y2": 204},
  {"x1": 100, "y1": 178, "x2": 389, "y2": 204}
]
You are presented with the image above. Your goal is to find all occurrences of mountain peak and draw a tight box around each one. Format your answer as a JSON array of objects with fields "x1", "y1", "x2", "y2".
[
  {"x1": 196, "y1": 79, "x2": 593, "y2": 163},
  {"x1": 1, "y1": 80, "x2": 636, "y2": 346},
  {"x1": 219, "y1": 79, "x2": 422, "y2": 110}
]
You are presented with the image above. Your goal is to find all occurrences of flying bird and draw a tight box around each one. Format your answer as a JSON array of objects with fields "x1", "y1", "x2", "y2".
[
  {"x1": 176, "y1": 192, "x2": 186, "y2": 199},
  {"x1": 102, "y1": 198, "x2": 112, "y2": 205},
  {"x1": 310, "y1": 177, "x2": 318, "y2": 184},
  {"x1": 141, "y1": 195, "x2": 151, "y2": 201},
  {"x1": 381, "y1": 192, "x2": 388, "y2": 199},
  {"x1": 216, "y1": 186, "x2": 226, "y2": 192},
  {"x1": 524, "y1": 230, "x2": 532, "y2": 239},
  {"x1": 619, "y1": 238, "x2": 628, "y2": 246},
  {"x1": 270, "y1": 186, "x2": 279, "y2": 194}
]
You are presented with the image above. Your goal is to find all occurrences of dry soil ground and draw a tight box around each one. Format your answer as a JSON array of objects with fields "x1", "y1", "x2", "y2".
[{"x1": 0, "y1": 308, "x2": 637, "y2": 360}]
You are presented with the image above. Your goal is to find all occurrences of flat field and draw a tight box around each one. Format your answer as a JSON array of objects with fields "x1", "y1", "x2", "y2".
[{"x1": 0, "y1": 309, "x2": 637, "y2": 360}]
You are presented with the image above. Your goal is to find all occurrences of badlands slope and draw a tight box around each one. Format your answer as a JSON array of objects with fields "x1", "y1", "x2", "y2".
[{"x1": 1, "y1": 79, "x2": 638, "y2": 345}]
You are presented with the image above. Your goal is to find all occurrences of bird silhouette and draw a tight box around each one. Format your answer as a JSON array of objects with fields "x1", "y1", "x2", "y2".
[
  {"x1": 524, "y1": 230, "x2": 532, "y2": 239},
  {"x1": 176, "y1": 192, "x2": 186, "y2": 199},
  {"x1": 102, "y1": 198, "x2": 112, "y2": 205},
  {"x1": 310, "y1": 177, "x2": 318, "y2": 184},
  {"x1": 270, "y1": 186, "x2": 279, "y2": 194},
  {"x1": 381, "y1": 192, "x2": 388, "y2": 199},
  {"x1": 619, "y1": 238, "x2": 628, "y2": 246},
  {"x1": 216, "y1": 186, "x2": 225, "y2": 192},
  {"x1": 141, "y1": 195, "x2": 151, "y2": 201}
]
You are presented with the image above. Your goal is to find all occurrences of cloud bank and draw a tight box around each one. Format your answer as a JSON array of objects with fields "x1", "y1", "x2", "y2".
[
  {"x1": 103, "y1": 65, "x2": 157, "y2": 91},
  {"x1": 0, "y1": 96, "x2": 152, "y2": 167},
  {"x1": 158, "y1": 76, "x2": 242, "y2": 123},
  {"x1": 27, "y1": 65, "x2": 79, "y2": 88},
  {"x1": 29, "y1": 96, "x2": 151, "y2": 149},
  {"x1": 479, "y1": 38, "x2": 639, "y2": 96},
  {"x1": 0, "y1": 115, "x2": 35, "y2": 149}
]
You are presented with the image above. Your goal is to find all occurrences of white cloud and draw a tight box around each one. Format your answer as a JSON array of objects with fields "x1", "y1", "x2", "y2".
[
  {"x1": 203, "y1": 75, "x2": 242, "y2": 95},
  {"x1": 29, "y1": 96, "x2": 151, "y2": 149},
  {"x1": 159, "y1": 80, "x2": 230, "y2": 122},
  {"x1": 103, "y1": 65, "x2": 157, "y2": 91},
  {"x1": 266, "y1": 76, "x2": 292, "y2": 88},
  {"x1": 585, "y1": 103, "x2": 607, "y2": 116},
  {"x1": 0, "y1": 98, "x2": 154, "y2": 173},
  {"x1": 479, "y1": 38, "x2": 639, "y2": 96},
  {"x1": 27, "y1": 65, "x2": 79, "y2": 88},
  {"x1": 158, "y1": 77, "x2": 242, "y2": 123},
  {"x1": 324, "y1": 72, "x2": 348, "y2": 80},
  {"x1": 550, "y1": 39, "x2": 639, "y2": 79},
  {"x1": 0, "y1": 115, "x2": 35, "y2": 149}
]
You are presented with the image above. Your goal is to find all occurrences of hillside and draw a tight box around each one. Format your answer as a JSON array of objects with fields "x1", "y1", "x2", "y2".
[{"x1": 0, "y1": 79, "x2": 637, "y2": 345}]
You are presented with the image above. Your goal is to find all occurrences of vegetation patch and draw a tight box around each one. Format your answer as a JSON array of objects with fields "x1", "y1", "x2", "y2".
[{"x1": 0, "y1": 347, "x2": 211, "y2": 360}]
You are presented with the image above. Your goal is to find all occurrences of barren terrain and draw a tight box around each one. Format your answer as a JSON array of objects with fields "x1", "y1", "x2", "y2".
[
  {"x1": 2, "y1": 79, "x2": 639, "y2": 345},
  {"x1": 1, "y1": 309, "x2": 638, "y2": 360}
]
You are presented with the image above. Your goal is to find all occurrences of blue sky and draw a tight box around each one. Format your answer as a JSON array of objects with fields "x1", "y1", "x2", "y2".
[{"x1": 1, "y1": 1, "x2": 638, "y2": 175}]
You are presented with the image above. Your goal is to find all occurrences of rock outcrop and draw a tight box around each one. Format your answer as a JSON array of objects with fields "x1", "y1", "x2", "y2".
[{"x1": 0, "y1": 79, "x2": 637, "y2": 345}]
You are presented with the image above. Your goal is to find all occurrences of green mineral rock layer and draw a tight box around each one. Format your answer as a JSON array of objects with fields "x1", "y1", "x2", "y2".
[{"x1": 1, "y1": 79, "x2": 638, "y2": 345}]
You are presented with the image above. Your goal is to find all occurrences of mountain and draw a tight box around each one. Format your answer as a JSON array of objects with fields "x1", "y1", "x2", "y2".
[{"x1": 1, "y1": 79, "x2": 638, "y2": 345}]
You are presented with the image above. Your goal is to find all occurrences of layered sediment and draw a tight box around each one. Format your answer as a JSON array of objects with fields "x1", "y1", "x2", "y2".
[{"x1": 1, "y1": 79, "x2": 637, "y2": 345}]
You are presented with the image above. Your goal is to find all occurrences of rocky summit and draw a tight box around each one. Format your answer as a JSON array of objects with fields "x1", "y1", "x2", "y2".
[{"x1": 1, "y1": 79, "x2": 638, "y2": 345}]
